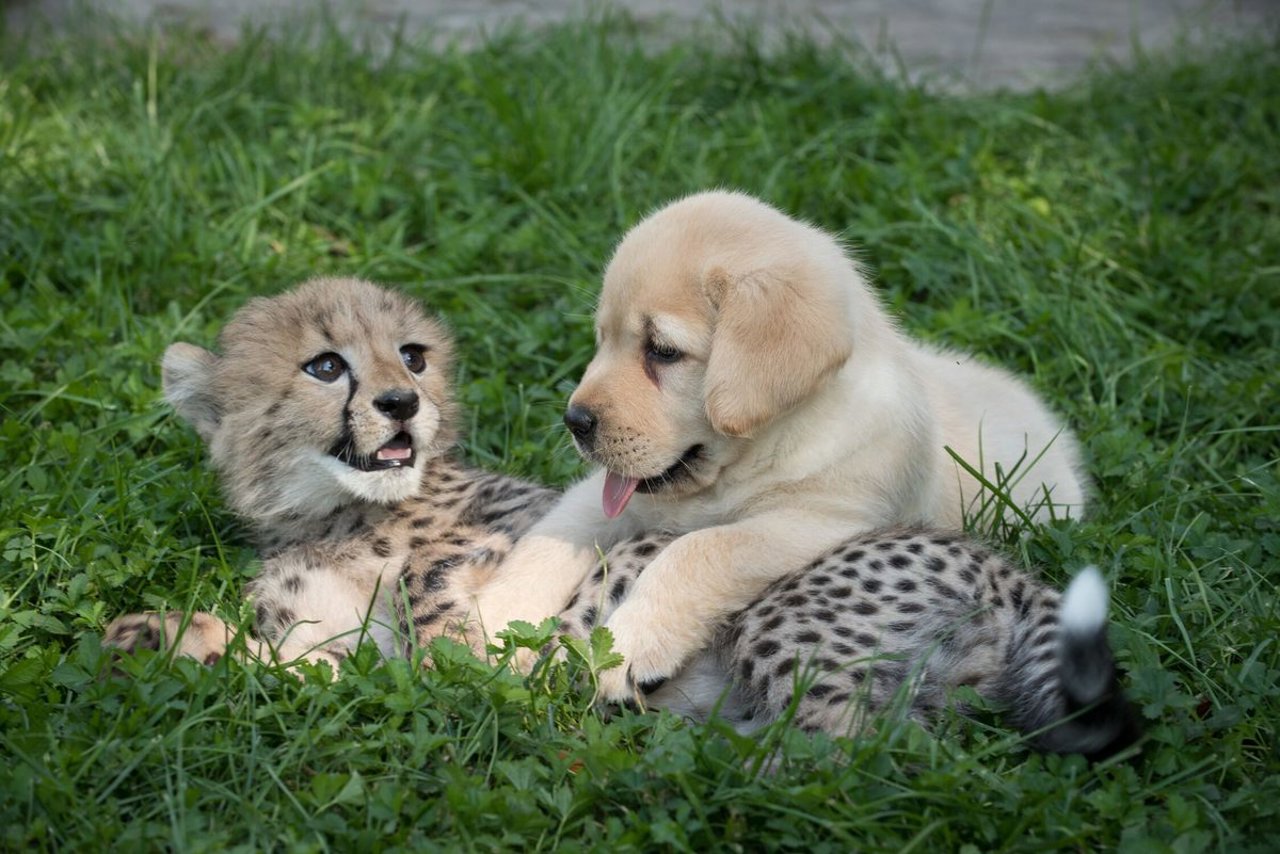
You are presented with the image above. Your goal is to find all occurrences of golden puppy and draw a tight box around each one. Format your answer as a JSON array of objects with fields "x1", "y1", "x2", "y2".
[{"x1": 473, "y1": 191, "x2": 1087, "y2": 702}]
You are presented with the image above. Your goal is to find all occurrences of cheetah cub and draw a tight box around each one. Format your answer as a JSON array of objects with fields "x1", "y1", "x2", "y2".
[
  {"x1": 564, "y1": 530, "x2": 1140, "y2": 759},
  {"x1": 104, "y1": 278, "x2": 562, "y2": 667}
]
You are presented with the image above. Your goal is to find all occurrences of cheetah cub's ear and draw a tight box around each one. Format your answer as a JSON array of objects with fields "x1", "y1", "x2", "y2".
[{"x1": 163, "y1": 342, "x2": 221, "y2": 441}]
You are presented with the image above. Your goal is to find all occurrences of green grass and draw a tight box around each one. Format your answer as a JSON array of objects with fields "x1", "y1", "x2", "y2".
[{"x1": 2, "y1": 12, "x2": 1278, "y2": 851}]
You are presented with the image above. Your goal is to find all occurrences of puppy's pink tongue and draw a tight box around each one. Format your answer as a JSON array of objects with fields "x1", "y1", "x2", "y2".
[{"x1": 603, "y1": 472, "x2": 639, "y2": 519}]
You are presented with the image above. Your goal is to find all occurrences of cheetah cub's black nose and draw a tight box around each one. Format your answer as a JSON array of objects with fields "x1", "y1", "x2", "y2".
[
  {"x1": 374, "y1": 389, "x2": 420, "y2": 421},
  {"x1": 564, "y1": 404, "x2": 598, "y2": 444}
]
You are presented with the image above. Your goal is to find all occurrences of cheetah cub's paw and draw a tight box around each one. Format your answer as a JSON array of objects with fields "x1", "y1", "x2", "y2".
[{"x1": 103, "y1": 611, "x2": 233, "y2": 666}]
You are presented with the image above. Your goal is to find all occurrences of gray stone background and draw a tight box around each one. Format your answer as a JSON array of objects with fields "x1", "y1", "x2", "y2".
[{"x1": 4, "y1": 1, "x2": 1277, "y2": 90}]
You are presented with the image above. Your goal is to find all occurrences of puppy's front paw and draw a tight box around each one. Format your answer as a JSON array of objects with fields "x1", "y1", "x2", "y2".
[
  {"x1": 593, "y1": 609, "x2": 682, "y2": 707},
  {"x1": 103, "y1": 611, "x2": 231, "y2": 666},
  {"x1": 593, "y1": 663, "x2": 671, "y2": 708},
  {"x1": 594, "y1": 661, "x2": 642, "y2": 707}
]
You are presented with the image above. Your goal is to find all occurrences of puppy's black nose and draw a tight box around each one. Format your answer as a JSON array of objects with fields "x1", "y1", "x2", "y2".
[
  {"x1": 564, "y1": 404, "x2": 598, "y2": 443},
  {"x1": 373, "y1": 389, "x2": 420, "y2": 421}
]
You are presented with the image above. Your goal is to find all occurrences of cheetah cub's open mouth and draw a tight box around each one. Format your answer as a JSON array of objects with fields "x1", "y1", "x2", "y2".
[{"x1": 330, "y1": 431, "x2": 415, "y2": 472}]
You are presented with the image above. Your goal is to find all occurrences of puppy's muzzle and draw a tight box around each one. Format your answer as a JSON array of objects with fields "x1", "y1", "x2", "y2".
[{"x1": 564, "y1": 403, "x2": 598, "y2": 449}]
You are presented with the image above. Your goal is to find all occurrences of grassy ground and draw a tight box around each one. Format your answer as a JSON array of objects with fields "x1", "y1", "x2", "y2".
[{"x1": 2, "y1": 13, "x2": 1278, "y2": 851}]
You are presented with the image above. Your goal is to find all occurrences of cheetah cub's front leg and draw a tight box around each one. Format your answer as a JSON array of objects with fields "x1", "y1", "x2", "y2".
[
  {"x1": 103, "y1": 608, "x2": 355, "y2": 672},
  {"x1": 103, "y1": 551, "x2": 379, "y2": 672}
]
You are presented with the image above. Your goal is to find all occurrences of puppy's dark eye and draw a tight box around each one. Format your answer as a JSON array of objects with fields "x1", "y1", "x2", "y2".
[
  {"x1": 646, "y1": 342, "x2": 682, "y2": 365},
  {"x1": 303, "y1": 352, "x2": 347, "y2": 382},
  {"x1": 400, "y1": 344, "x2": 428, "y2": 374}
]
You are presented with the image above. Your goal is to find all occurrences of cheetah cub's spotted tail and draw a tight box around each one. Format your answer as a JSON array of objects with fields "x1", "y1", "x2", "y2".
[{"x1": 1000, "y1": 567, "x2": 1141, "y2": 760}]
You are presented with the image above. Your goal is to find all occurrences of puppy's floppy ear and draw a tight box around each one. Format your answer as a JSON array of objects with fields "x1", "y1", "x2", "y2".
[
  {"x1": 702, "y1": 265, "x2": 853, "y2": 437},
  {"x1": 162, "y1": 342, "x2": 222, "y2": 441}
]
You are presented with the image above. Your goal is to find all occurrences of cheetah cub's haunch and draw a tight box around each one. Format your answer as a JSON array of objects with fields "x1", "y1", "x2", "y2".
[
  {"x1": 566, "y1": 530, "x2": 1140, "y2": 759},
  {"x1": 105, "y1": 278, "x2": 560, "y2": 667}
]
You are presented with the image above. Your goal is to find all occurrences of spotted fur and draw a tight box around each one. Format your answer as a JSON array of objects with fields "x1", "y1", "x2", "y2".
[{"x1": 561, "y1": 530, "x2": 1139, "y2": 759}]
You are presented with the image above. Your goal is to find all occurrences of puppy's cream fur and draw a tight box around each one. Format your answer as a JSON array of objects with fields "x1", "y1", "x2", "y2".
[{"x1": 473, "y1": 191, "x2": 1087, "y2": 699}]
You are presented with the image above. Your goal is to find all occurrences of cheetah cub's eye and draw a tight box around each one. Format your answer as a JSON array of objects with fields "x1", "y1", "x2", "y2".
[
  {"x1": 303, "y1": 352, "x2": 347, "y2": 382},
  {"x1": 400, "y1": 344, "x2": 428, "y2": 374}
]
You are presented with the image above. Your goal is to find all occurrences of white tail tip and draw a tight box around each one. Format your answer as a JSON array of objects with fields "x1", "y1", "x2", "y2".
[{"x1": 1061, "y1": 566, "x2": 1109, "y2": 636}]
